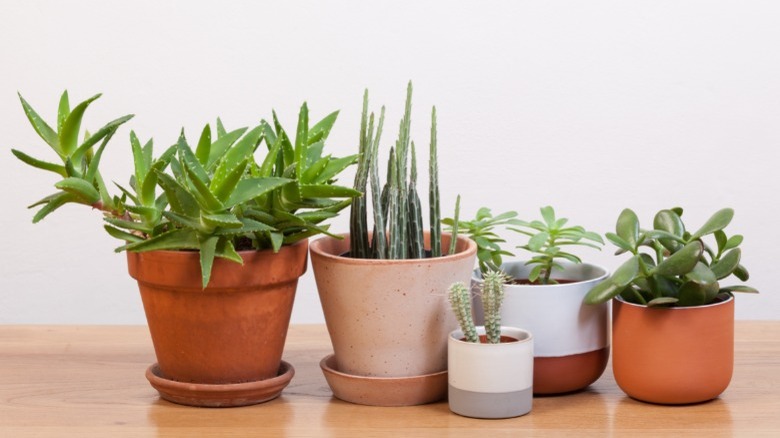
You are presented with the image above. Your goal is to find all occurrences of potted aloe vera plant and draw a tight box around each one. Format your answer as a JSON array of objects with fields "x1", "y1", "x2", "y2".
[
  {"x1": 310, "y1": 82, "x2": 477, "y2": 407},
  {"x1": 449, "y1": 206, "x2": 609, "y2": 394},
  {"x1": 447, "y1": 271, "x2": 534, "y2": 419},
  {"x1": 584, "y1": 207, "x2": 758, "y2": 404},
  {"x1": 12, "y1": 91, "x2": 358, "y2": 407}
]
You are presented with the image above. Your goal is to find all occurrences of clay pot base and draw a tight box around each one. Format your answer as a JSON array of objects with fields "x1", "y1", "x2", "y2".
[
  {"x1": 145, "y1": 361, "x2": 295, "y2": 408},
  {"x1": 533, "y1": 347, "x2": 610, "y2": 395},
  {"x1": 319, "y1": 354, "x2": 447, "y2": 407}
]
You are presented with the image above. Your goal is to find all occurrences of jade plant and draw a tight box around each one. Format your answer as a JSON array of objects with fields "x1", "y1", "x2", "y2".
[
  {"x1": 13, "y1": 91, "x2": 358, "y2": 287},
  {"x1": 584, "y1": 207, "x2": 758, "y2": 307},
  {"x1": 349, "y1": 81, "x2": 445, "y2": 259},
  {"x1": 509, "y1": 206, "x2": 604, "y2": 284},
  {"x1": 449, "y1": 270, "x2": 507, "y2": 344}
]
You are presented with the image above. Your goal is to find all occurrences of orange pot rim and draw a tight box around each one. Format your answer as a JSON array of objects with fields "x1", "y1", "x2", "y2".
[
  {"x1": 309, "y1": 232, "x2": 477, "y2": 266},
  {"x1": 615, "y1": 293, "x2": 734, "y2": 310}
]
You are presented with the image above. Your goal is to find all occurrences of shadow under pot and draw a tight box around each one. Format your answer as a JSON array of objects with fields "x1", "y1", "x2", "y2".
[
  {"x1": 309, "y1": 232, "x2": 477, "y2": 407},
  {"x1": 448, "y1": 326, "x2": 534, "y2": 419},
  {"x1": 472, "y1": 261, "x2": 609, "y2": 395},
  {"x1": 612, "y1": 294, "x2": 734, "y2": 405}
]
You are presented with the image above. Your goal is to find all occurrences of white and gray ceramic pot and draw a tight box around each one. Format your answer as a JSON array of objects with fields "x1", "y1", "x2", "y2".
[
  {"x1": 448, "y1": 326, "x2": 534, "y2": 419},
  {"x1": 473, "y1": 261, "x2": 609, "y2": 394}
]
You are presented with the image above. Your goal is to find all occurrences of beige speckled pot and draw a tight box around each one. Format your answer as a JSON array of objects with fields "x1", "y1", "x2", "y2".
[{"x1": 310, "y1": 232, "x2": 477, "y2": 382}]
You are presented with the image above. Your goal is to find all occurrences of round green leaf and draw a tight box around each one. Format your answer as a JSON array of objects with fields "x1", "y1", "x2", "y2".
[
  {"x1": 616, "y1": 208, "x2": 640, "y2": 249},
  {"x1": 690, "y1": 208, "x2": 734, "y2": 240},
  {"x1": 652, "y1": 241, "x2": 703, "y2": 277},
  {"x1": 710, "y1": 248, "x2": 741, "y2": 280}
]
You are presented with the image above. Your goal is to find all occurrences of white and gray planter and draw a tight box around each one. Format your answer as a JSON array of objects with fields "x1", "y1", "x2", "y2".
[
  {"x1": 473, "y1": 261, "x2": 609, "y2": 394},
  {"x1": 448, "y1": 326, "x2": 534, "y2": 419}
]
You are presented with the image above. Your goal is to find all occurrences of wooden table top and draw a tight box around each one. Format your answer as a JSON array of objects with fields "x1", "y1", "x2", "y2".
[{"x1": 1, "y1": 322, "x2": 779, "y2": 437}]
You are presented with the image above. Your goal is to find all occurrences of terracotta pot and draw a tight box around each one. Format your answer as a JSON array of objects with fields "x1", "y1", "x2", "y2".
[
  {"x1": 612, "y1": 295, "x2": 734, "y2": 404},
  {"x1": 310, "y1": 232, "x2": 476, "y2": 386},
  {"x1": 448, "y1": 326, "x2": 534, "y2": 419},
  {"x1": 127, "y1": 239, "x2": 308, "y2": 385},
  {"x1": 472, "y1": 261, "x2": 610, "y2": 394}
]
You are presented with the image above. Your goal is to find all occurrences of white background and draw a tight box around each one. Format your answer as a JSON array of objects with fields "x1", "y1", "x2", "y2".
[{"x1": 1, "y1": 0, "x2": 777, "y2": 324}]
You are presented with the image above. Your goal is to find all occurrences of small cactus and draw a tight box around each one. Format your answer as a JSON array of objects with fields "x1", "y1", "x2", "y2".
[
  {"x1": 448, "y1": 282, "x2": 478, "y2": 343},
  {"x1": 448, "y1": 268, "x2": 507, "y2": 344}
]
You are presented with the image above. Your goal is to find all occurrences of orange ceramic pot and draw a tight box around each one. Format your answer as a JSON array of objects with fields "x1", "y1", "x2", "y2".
[
  {"x1": 127, "y1": 239, "x2": 308, "y2": 385},
  {"x1": 612, "y1": 295, "x2": 734, "y2": 404},
  {"x1": 310, "y1": 232, "x2": 476, "y2": 406}
]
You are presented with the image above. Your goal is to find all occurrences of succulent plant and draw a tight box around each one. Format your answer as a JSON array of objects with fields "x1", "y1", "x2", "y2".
[
  {"x1": 449, "y1": 270, "x2": 507, "y2": 344},
  {"x1": 509, "y1": 206, "x2": 604, "y2": 284},
  {"x1": 14, "y1": 91, "x2": 358, "y2": 287},
  {"x1": 12, "y1": 91, "x2": 134, "y2": 222},
  {"x1": 349, "y1": 82, "x2": 444, "y2": 260},
  {"x1": 584, "y1": 207, "x2": 758, "y2": 307},
  {"x1": 444, "y1": 206, "x2": 521, "y2": 274}
]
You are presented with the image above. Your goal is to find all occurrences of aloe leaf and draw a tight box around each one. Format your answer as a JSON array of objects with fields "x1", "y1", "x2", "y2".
[
  {"x1": 60, "y1": 94, "x2": 101, "y2": 155},
  {"x1": 207, "y1": 127, "x2": 247, "y2": 167},
  {"x1": 308, "y1": 110, "x2": 339, "y2": 144},
  {"x1": 258, "y1": 135, "x2": 282, "y2": 178},
  {"x1": 212, "y1": 125, "x2": 262, "y2": 188},
  {"x1": 104, "y1": 217, "x2": 154, "y2": 234},
  {"x1": 32, "y1": 192, "x2": 77, "y2": 223},
  {"x1": 18, "y1": 93, "x2": 60, "y2": 152},
  {"x1": 225, "y1": 177, "x2": 291, "y2": 208},
  {"x1": 54, "y1": 177, "x2": 100, "y2": 204},
  {"x1": 103, "y1": 225, "x2": 144, "y2": 243},
  {"x1": 652, "y1": 241, "x2": 703, "y2": 276},
  {"x1": 202, "y1": 213, "x2": 243, "y2": 229},
  {"x1": 690, "y1": 208, "x2": 734, "y2": 240},
  {"x1": 71, "y1": 114, "x2": 134, "y2": 165},
  {"x1": 210, "y1": 159, "x2": 248, "y2": 203},
  {"x1": 293, "y1": 103, "x2": 309, "y2": 181},
  {"x1": 306, "y1": 141, "x2": 324, "y2": 166},
  {"x1": 198, "y1": 235, "x2": 219, "y2": 288},
  {"x1": 85, "y1": 129, "x2": 115, "y2": 183},
  {"x1": 182, "y1": 164, "x2": 223, "y2": 213},
  {"x1": 123, "y1": 228, "x2": 199, "y2": 252},
  {"x1": 56, "y1": 91, "x2": 70, "y2": 132},
  {"x1": 312, "y1": 154, "x2": 360, "y2": 184},
  {"x1": 299, "y1": 184, "x2": 361, "y2": 198},
  {"x1": 710, "y1": 248, "x2": 741, "y2": 279},
  {"x1": 296, "y1": 210, "x2": 338, "y2": 223},
  {"x1": 269, "y1": 231, "x2": 284, "y2": 251},
  {"x1": 155, "y1": 171, "x2": 199, "y2": 217},
  {"x1": 272, "y1": 111, "x2": 295, "y2": 167},
  {"x1": 114, "y1": 183, "x2": 140, "y2": 205},
  {"x1": 215, "y1": 218, "x2": 275, "y2": 235},
  {"x1": 720, "y1": 285, "x2": 758, "y2": 293},
  {"x1": 177, "y1": 132, "x2": 210, "y2": 184},
  {"x1": 616, "y1": 208, "x2": 640, "y2": 249},
  {"x1": 195, "y1": 124, "x2": 212, "y2": 166},
  {"x1": 162, "y1": 211, "x2": 206, "y2": 231},
  {"x1": 212, "y1": 238, "x2": 241, "y2": 264},
  {"x1": 11, "y1": 149, "x2": 67, "y2": 177},
  {"x1": 301, "y1": 155, "x2": 330, "y2": 184}
]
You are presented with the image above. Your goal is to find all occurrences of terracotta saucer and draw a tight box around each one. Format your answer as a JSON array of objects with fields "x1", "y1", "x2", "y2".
[
  {"x1": 319, "y1": 354, "x2": 447, "y2": 407},
  {"x1": 145, "y1": 361, "x2": 295, "y2": 408}
]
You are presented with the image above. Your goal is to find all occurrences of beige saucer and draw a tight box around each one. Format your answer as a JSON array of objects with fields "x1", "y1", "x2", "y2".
[
  {"x1": 319, "y1": 354, "x2": 447, "y2": 406},
  {"x1": 146, "y1": 361, "x2": 295, "y2": 408}
]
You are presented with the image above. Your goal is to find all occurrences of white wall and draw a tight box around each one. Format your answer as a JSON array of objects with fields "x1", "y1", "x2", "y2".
[{"x1": 1, "y1": 0, "x2": 777, "y2": 323}]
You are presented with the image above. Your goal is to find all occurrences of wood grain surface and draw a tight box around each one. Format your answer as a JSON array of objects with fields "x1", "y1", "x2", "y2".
[{"x1": 1, "y1": 322, "x2": 778, "y2": 437}]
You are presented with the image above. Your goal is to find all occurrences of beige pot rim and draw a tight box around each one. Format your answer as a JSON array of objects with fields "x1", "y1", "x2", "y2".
[{"x1": 309, "y1": 232, "x2": 477, "y2": 266}]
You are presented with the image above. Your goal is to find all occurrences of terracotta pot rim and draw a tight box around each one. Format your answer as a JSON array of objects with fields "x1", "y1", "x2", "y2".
[
  {"x1": 615, "y1": 293, "x2": 734, "y2": 310},
  {"x1": 127, "y1": 238, "x2": 308, "y2": 257},
  {"x1": 309, "y1": 232, "x2": 476, "y2": 265},
  {"x1": 472, "y1": 261, "x2": 608, "y2": 288}
]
